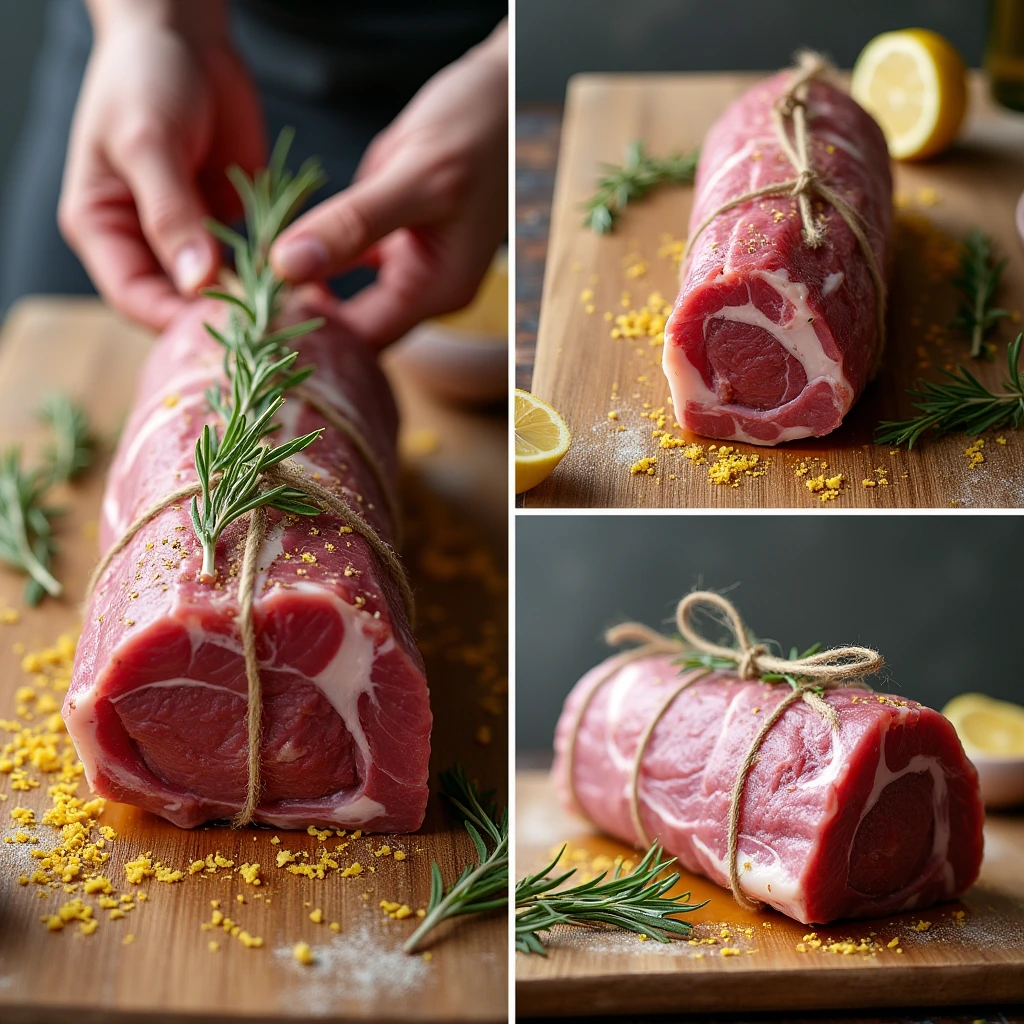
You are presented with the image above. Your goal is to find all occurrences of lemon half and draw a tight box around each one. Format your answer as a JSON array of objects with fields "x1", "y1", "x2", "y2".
[
  {"x1": 851, "y1": 29, "x2": 967, "y2": 161},
  {"x1": 943, "y1": 693, "x2": 1024, "y2": 758},
  {"x1": 515, "y1": 389, "x2": 570, "y2": 494}
]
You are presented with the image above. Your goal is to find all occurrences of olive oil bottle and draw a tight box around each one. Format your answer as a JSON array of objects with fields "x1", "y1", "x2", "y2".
[{"x1": 988, "y1": 0, "x2": 1024, "y2": 110}]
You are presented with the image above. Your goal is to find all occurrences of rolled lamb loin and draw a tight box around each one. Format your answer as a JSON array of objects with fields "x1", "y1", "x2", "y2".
[
  {"x1": 554, "y1": 650, "x2": 984, "y2": 925},
  {"x1": 664, "y1": 58, "x2": 892, "y2": 444},
  {"x1": 65, "y1": 288, "x2": 431, "y2": 831}
]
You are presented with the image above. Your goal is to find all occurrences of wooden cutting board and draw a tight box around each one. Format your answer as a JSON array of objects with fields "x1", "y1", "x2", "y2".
[
  {"x1": 515, "y1": 770, "x2": 1024, "y2": 1017},
  {"x1": 525, "y1": 71, "x2": 1024, "y2": 508},
  {"x1": 0, "y1": 298, "x2": 508, "y2": 1023}
]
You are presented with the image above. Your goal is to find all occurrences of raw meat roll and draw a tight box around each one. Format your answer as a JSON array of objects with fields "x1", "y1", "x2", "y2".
[
  {"x1": 65, "y1": 288, "x2": 431, "y2": 830},
  {"x1": 664, "y1": 59, "x2": 892, "y2": 444},
  {"x1": 554, "y1": 655, "x2": 984, "y2": 924}
]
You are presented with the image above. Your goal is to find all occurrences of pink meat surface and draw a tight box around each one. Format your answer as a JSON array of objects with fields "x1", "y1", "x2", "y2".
[
  {"x1": 66, "y1": 288, "x2": 430, "y2": 830},
  {"x1": 664, "y1": 70, "x2": 892, "y2": 445},
  {"x1": 553, "y1": 655, "x2": 983, "y2": 924}
]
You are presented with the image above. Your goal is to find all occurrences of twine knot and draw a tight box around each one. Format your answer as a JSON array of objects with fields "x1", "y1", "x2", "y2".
[
  {"x1": 791, "y1": 168, "x2": 817, "y2": 196},
  {"x1": 736, "y1": 644, "x2": 765, "y2": 680},
  {"x1": 675, "y1": 590, "x2": 883, "y2": 688}
]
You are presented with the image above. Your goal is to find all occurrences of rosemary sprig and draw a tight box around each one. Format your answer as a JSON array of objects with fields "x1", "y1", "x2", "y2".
[
  {"x1": 403, "y1": 766, "x2": 509, "y2": 954},
  {"x1": 516, "y1": 842, "x2": 705, "y2": 955},
  {"x1": 875, "y1": 332, "x2": 1024, "y2": 448},
  {"x1": 403, "y1": 765, "x2": 704, "y2": 957},
  {"x1": 0, "y1": 395, "x2": 94, "y2": 605},
  {"x1": 583, "y1": 141, "x2": 699, "y2": 234},
  {"x1": 38, "y1": 394, "x2": 93, "y2": 486},
  {"x1": 0, "y1": 450, "x2": 62, "y2": 604},
  {"x1": 952, "y1": 227, "x2": 1009, "y2": 359},
  {"x1": 191, "y1": 129, "x2": 329, "y2": 581}
]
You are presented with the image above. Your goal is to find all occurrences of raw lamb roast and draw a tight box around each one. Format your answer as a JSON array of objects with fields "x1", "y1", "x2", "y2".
[
  {"x1": 65, "y1": 287, "x2": 431, "y2": 830},
  {"x1": 664, "y1": 67, "x2": 892, "y2": 444},
  {"x1": 553, "y1": 656, "x2": 984, "y2": 924}
]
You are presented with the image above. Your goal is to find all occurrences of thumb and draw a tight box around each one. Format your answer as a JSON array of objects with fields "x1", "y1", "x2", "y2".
[
  {"x1": 269, "y1": 165, "x2": 432, "y2": 283},
  {"x1": 112, "y1": 139, "x2": 219, "y2": 294}
]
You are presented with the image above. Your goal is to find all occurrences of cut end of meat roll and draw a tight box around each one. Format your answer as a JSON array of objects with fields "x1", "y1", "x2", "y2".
[
  {"x1": 664, "y1": 68, "x2": 892, "y2": 445},
  {"x1": 553, "y1": 655, "x2": 984, "y2": 925},
  {"x1": 66, "y1": 290, "x2": 431, "y2": 831}
]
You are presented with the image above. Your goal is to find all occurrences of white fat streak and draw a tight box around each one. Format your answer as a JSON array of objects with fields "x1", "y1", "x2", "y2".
[
  {"x1": 275, "y1": 396, "x2": 338, "y2": 479},
  {"x1": 104, "y1": 392, "x2": 208, "y2": 533},
  {"x1": 602, "y1": 663, "x2": 649, "y2": 776},
  {"x1": 692, "y1": 833, "x2": 805, "y2": 917},
  {"x1": 853, "y1": 713, "x2": 952, "y2": 910},
  {"x1": 822, "y1": 271, "x2": 844, "y2": 296},
  {"x1": 107, "y1": 678, "x2": 235, "y2": 701},
  {"x1": 698, "y1": 137, "x2": 774, "y2": 202},
  {"x1": 814, "y1": 131, "x2": 866, "y2": 166},
  {"x1": 119, "y1": 392, "x2": 207, "y2": 485},
  {"x1": 663, "y1": 268, "x2": 854, "y2": 445},
  {"x1": 66, "y1": 587, "x2": 391, "y2": 823},
  {"x1": 296, "y1": 374, "x2": 363, "y2": 430},
  {"x1": 65, "y1": 680, "x2": 164, "y2": 805},
  {"x1": 257, "y1": 793, "x2": 386, "y2": 830}
]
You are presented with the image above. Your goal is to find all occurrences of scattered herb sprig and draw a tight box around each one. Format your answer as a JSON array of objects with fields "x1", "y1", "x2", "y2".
[
  {"x1": 190, "y1": 129, "x2": 328, "y2": 581},
  {"x1": 0, "y1": 395, "x2": 93, "y2": 605},
  {"x1": 38, "y1": 394, "x2": 94, "y2": 487},
  {"x1": 876, "y1": 333, "x2": 1024, "y2": 448},
  {"x1": 516, "y1": 842, "x2": 705, "y2": 955},
  {"x1": 405, "y1": 765, "x2": 705, "y2": 956},
  {"x1": 583, "y1": 141, "x2": 699, "y2": 234},
  {"x1": 403, "y1": 766, "x2": 509, "y2": 954},
  {"x1": 953, "y1": 228, "x2": 1009, "y2": 359}
]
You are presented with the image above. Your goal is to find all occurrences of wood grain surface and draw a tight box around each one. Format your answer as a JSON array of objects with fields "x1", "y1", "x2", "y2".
[
  {"x1": 523, "y1": 71, "x2": 1024, "y2": 508},
  {"x1": 515, "y1": 770, "x2": 1024, "y2": 1018},
  {"x1": 0, "y1": 298, "x2": 508, "y2": 1024}
]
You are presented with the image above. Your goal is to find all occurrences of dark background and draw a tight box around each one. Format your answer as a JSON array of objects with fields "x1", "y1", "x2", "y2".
[
  {"x1": 515, "y1": 515, "x2": 1024, "y2": 750},
  {"x1": 515, "y1": 0, "x2": 987, "y2": 102},
  {"x1": 0, "y1": 5, "x2": 46, "y2": 183}
]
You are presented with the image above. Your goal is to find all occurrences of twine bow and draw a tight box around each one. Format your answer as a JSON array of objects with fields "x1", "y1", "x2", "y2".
[
  {"x1": 681, "y1": 50, "x2": 888, "y2": 367},
  {"x1": 563, "y1": 590, "x2": 883, "y2": 911}
]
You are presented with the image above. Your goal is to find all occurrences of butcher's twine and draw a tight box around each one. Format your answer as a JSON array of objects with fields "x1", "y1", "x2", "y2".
[
  {"x1": 562, "y1": 590, "x2": 883, "y2": 912},
  {"x1": 292, "y1": 384, "x2": 402, "y2": 545},
  {"x1": 681, "y1": 50, "x2": 889, "y2": 365},
  {"x1": 84, "y1": 406, "x2": 414, "y2": 828}
]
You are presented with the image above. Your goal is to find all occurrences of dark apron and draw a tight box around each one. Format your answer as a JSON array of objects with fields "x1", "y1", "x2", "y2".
[{"x1": 0, "y1": 0, "x2": 506, "y2": 313}]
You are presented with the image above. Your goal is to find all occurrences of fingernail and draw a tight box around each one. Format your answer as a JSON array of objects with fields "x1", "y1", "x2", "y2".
[
  {"x1": 174, "y1": 245, "x2": 208, "y2": 293},
  {"x1": 273, "y1": 236, "x2": 328, "y2": 280}
]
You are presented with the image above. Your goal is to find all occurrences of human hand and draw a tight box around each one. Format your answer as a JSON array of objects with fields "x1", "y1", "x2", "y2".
[
  {"x1": 58, "y1": 0, "x2": 265, "y2": 329},
  {"x1": 269, "y1": 21, "x2": 508, "y2": 350}
]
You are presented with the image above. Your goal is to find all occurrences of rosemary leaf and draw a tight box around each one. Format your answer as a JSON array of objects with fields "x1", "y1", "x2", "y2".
[
  {"x1": 402, "y1": 765, "x2": 705, "y2": 957},
  {"x1": 0, "y1": 395, "x2": 95, "y2": 605},
  {"x1": 403, "y1": 766, "x2": 509, "y2": 954},
  {"x1": 516, "y1": 842, "x2": 706, "y2": 955},
  {"x1": 0, "y1": 450, "x2": 63, "y2": 605},
  {"x1": 583, "y1": 141, "x2": 699, "y2": 234},
  {"x1": 38, "y1": 394, "x2": 94, "y2": 486},
  {"x1": 952, "y1": 227, "x2": 1009, "y2": 360},
  {"x1": 191, "y1": 130, "x2": 329, "y2": 581},
  {"x1": 875, "y1": 332, "x2": 1024, "y2": 448}
]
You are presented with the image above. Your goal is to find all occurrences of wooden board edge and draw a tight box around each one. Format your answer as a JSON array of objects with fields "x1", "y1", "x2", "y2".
[
  {"x1": 515, "y1": 962, "x2": 1024, "y2": 1017},
  {"x1": 0, "y1": 1003, "x2": 509, "y2": 1024}
]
